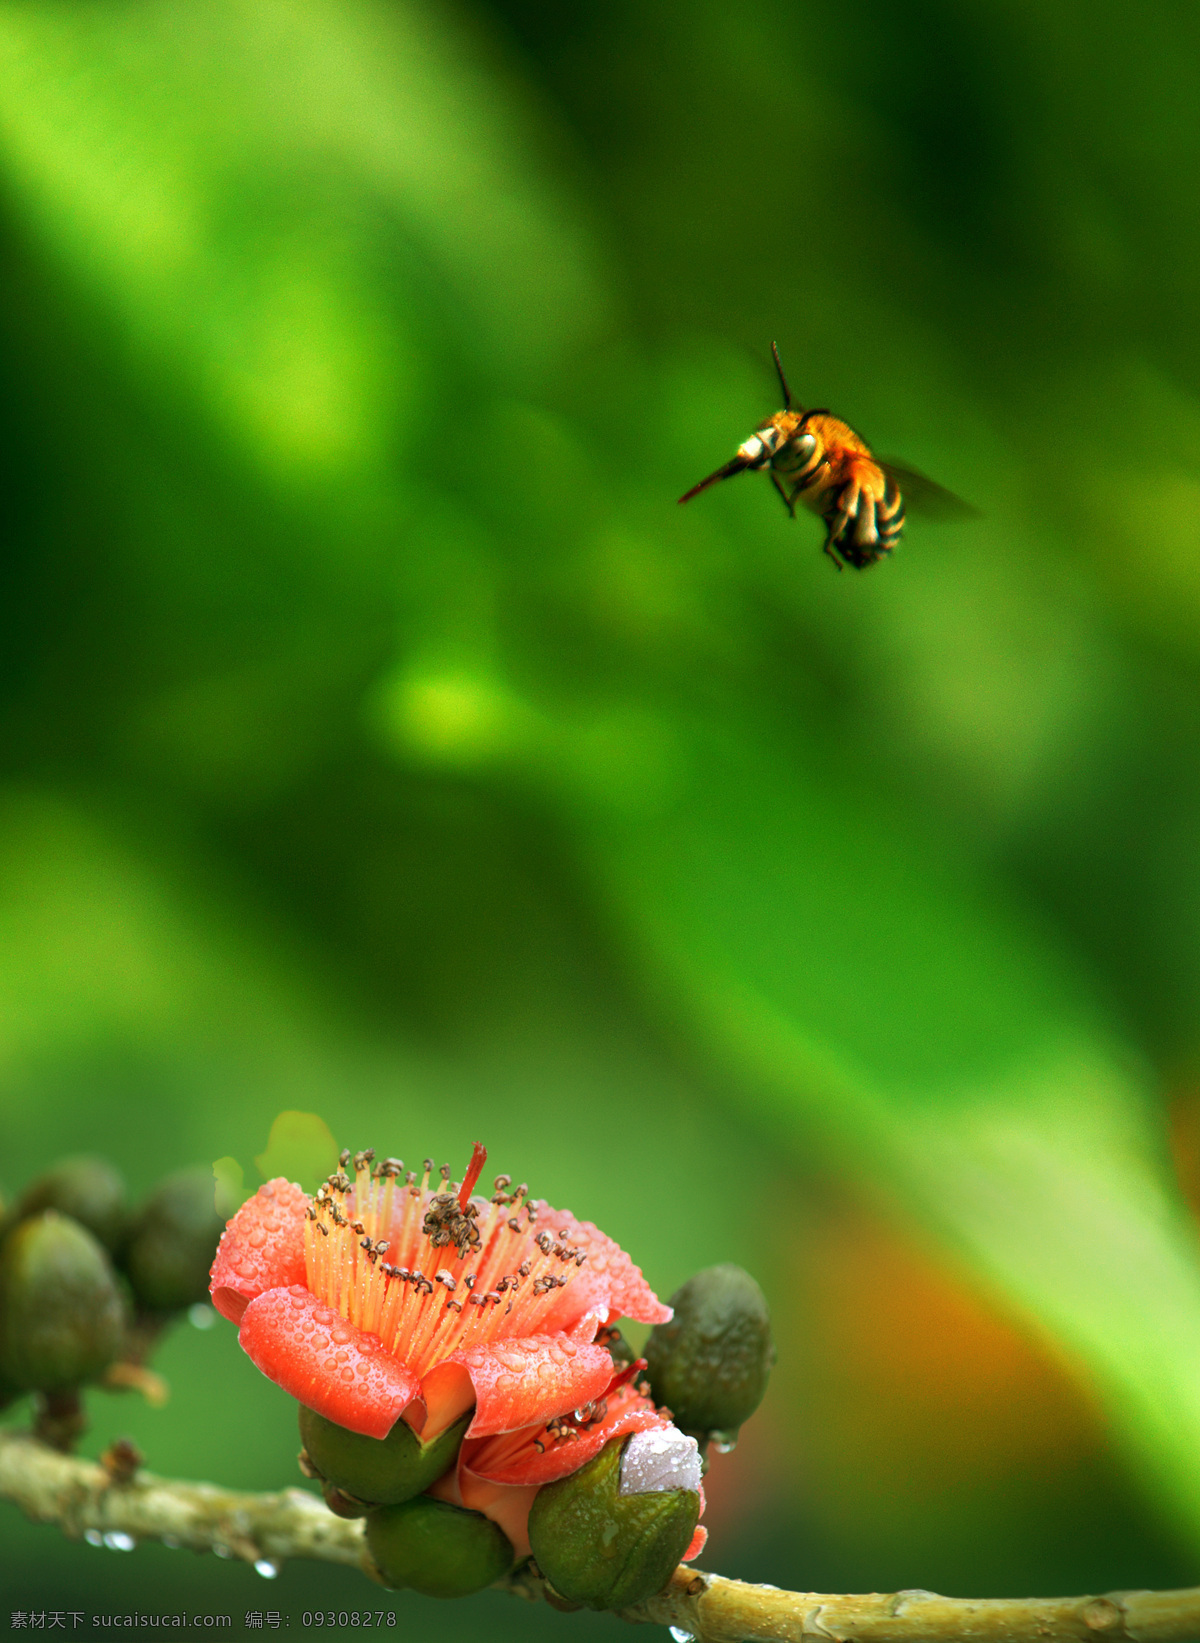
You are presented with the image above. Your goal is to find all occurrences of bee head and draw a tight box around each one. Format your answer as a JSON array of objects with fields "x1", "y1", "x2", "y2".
[{"x1": 735, "y1": 428, "x2": 775, "y2": 469}]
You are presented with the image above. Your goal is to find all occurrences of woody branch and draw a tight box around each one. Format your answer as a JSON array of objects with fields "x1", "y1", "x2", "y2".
[{"x1": 2, "y1": 1428, "x2": 1199, "y2": 1642}]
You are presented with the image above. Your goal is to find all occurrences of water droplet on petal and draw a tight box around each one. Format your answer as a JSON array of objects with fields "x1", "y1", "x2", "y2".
[
  {"x1": 255, "y1": 1559, "x2": 280, "y2": 1579},
  {"x1": 669, "y1": 1629, "x2": 695, "y2": 1642},
  {"x1": 84, "y1": 1529, "x2": 102, "y2": 1547},
  {"x1": 103, "y1": 1531, "x2": 136, "y2": 1552}
]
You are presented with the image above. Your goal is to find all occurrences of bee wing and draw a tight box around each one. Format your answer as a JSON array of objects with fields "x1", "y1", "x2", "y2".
[{"x1": 878, "y1": 460, "x2": 980, "y2": 521}]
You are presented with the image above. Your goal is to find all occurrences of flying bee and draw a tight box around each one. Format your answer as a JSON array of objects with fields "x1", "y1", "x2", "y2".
[{"x1": 678, "y1": 343, "x2": 975, "y2": 569}]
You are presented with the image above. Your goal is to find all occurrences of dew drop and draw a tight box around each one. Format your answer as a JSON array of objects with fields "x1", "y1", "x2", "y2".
[
  {"x1": 214, "y1": 1543, "x2": 232, "y2": 1559},
  {"x1": 103, "y1": 1531, "x2": 136, "y2": 1552},
  {"x1": 188, "y1": 1303, "x2": 216, "y2": 1330},
  {"x1": 255, "y1": 1559, "x2": 280, "y2": 1579},
  {"x1": 84, "y1": 1529, "x2": 103, "y2": 1547},
  {"x1": 669, "y1": 1630, "x2": 696, "y2": 1642}
]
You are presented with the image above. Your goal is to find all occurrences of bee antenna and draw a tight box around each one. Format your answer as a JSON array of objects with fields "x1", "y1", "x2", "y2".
[{"x1": 771, "y1": 340, "x2": 794, "y2": 409}]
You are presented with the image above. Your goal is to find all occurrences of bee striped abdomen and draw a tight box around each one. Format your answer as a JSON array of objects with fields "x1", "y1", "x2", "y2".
[{"x1": 819, "y1": 462, "x2": 905, "y2": 568}]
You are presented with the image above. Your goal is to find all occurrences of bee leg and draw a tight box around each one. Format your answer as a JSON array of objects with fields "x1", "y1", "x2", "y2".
[
  {"x1": 853, "y1": 495, "x2": 879, "y2": 550},
  {"x1": 828, "y1": 480, "x2": 860, "y2": 546},
  {"x1": 822, "y1": 535, "x2": 845, "y2": 571},
  {"x1": 770, "y1": 471, "x2": 797, "y2": 518}
]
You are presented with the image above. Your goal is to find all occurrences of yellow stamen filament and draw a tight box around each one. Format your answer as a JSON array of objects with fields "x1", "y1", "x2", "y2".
[{"x1": 302, "y1": 1152, "x2": 589, "y2": 1379}]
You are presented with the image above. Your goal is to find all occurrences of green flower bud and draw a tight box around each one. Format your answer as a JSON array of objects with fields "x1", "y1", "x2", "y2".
[
  {"x1": 365, "y1": 1494, "x2": 514, "y2": 1597},
  {"x1": 644, "y1": 1263, "x2": 774, "y2": 1444},
  {"x1": 528, "y1": 1430, "x2": 701, "y2": 1610},
  {"x1": 0, "y1": 1212, "x2": 126, "y2": 1391},
  {"x1": 298, "y1": 1405, "x2": 468, "y2": 1506},
  {"x1": 121, "y1": 1167, "x2": 226, "y2": 1314},
  {"x1": 12, "y1": 1157, "x2": 126, "y2": 1252}
]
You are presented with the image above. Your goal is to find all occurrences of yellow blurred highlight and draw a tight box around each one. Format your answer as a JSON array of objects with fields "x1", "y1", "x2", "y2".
[
  {"x1": 254, "y1": 1110, "x2": 338, "y2": 1193},
  {"x1": 383, "y1": 672, "x2": 533, "y2": 768}
]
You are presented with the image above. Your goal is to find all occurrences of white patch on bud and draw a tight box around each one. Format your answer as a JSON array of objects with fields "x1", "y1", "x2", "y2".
[{"x1": 618, "y1": 1425, "x2": 702, "y2": 1497}]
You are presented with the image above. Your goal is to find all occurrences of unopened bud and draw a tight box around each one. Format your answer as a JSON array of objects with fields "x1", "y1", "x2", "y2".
[
  {"x1": 298, "y1": 1405, "x2": 468, "y2": 1506},
  {"x1": 644, "y1": 1263, "x2": 773, "y2": 1444},
  {"x1": 121, "y1": 1168, "x2": 226, "y2": 1314},
  {"x1": 13, "y1": 1157, "x2": 126, "y2": 1252},
  {"x1": 528, "y1": 1429, "x2": 701, "y2": 1610},
  {"x1": 365, "y1": 1494, "x2": 514, "y2": 1596},
  {"x1": 0, "y1": 1212, "x2": 126, "y2": 1391}
]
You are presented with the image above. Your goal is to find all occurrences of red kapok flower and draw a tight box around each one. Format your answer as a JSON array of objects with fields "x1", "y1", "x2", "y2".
[
  {"x1": 209, "y1": 1143, "x2": 671, "y2": 1446},
  {"x1": 427, "y1": 1355, "x2": 706, "y2": 1561}
]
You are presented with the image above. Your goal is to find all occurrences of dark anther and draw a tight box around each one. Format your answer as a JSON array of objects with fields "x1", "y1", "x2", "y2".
[{"x1": 423, "y1": 1191, "x2": 484, "y2": 1261}]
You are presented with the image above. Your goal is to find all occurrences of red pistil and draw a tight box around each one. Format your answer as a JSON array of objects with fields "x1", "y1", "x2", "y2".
[{"x1": 457, "y1": 1142, "x2": 488, "y2": 1210}]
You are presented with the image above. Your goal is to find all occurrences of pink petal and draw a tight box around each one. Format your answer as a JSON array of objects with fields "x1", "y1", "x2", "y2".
[
  {"x1": 427, "y1": 1469, "x2": 537, "y2": 1560},
  {"x1": 535, "y1": 1204, "x2": 672, "y2": 1328},
  {"x1": 238, "y1": 1285, "x2": 419, "y2": 1439},
  {"x1": 459, "y1": 1474, "x2": 539, "y2": 1560},
  {"x1": 465, "y1": 1390, "x2": 669, "y2": 1488},
  {"x1": 683, "y1": 1524, "x2": 708, "y2": 1562},
  {"x1": 420, "y1": 1335, "x2": 613, "y2": 1441},
  {"x1": 209, "y1": 1178, "x2": 309, "y2": 1324}
]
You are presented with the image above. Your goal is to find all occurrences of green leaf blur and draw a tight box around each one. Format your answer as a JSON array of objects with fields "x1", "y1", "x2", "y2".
[{"x1": 2, "y1": 0, "x2": 1200, "y2": 1621}]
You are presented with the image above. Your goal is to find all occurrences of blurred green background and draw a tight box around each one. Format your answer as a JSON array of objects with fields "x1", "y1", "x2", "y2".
[{"x1": 5, "y1": 0, "x2": 1200, "y2": 1630}]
